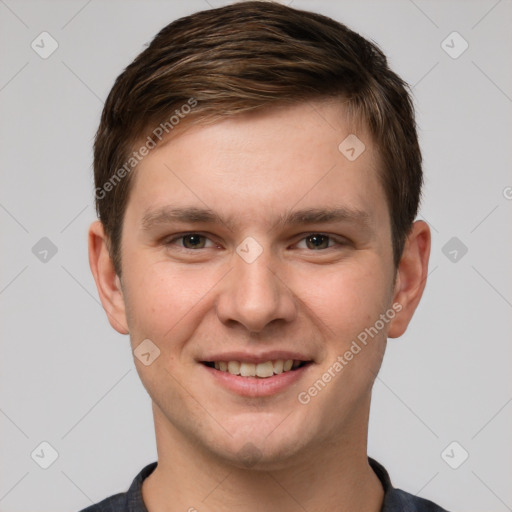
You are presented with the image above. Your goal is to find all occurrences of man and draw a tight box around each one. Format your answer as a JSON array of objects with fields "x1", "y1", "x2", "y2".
[{"x1": 85, "y1": 1, "x2": 446, "y2": 510}]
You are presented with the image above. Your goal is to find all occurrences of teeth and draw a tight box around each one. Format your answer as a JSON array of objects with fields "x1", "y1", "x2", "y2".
[
  {"x1": 256, "y1": 361, "x2": 274, "y2": 378},
  {"x1": 228, "y1": 361, "x2": 240, "y2": 375},
  {"x1": 240, "y1": 362, "x2": 256, "y2": 377},
  {"x1": 273, "y1": 360, "x2": 284, "y2": 374},
  {"x1": 212, "y1": 359, "x2": 303, "y2": 378}
]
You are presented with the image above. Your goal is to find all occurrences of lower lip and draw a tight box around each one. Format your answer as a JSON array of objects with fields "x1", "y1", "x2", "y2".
[{"x1": 201, "y1": 363, "x2": 312, "y2": 397}]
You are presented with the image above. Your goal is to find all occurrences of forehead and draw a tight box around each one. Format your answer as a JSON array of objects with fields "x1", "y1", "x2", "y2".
[{"x1": 125, "y1": 100, "x2": 388, "y2": 231}]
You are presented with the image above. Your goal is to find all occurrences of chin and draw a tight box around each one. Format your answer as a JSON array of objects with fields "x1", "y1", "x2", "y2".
[
  {"x1": 221, "y1": 442, "x2": 305, "y2": 472},
  {"x1": 209, "y1": 420, "x2": 315, "y2": 471}
]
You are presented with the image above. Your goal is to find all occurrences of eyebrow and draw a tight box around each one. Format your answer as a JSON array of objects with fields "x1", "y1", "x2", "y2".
[{"x1": 140, "y1": 205, "x2": 373, "y2": 233}]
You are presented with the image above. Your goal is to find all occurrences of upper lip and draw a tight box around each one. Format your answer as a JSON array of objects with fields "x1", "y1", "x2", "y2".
[{"x1": 200, "y1": 351, "x2": 314, "y2": 365}]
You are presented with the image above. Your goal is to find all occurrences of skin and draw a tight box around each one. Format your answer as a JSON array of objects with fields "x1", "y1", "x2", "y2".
[{"x1": 89, "y1": 100, "x2": 430, "y2": 512}]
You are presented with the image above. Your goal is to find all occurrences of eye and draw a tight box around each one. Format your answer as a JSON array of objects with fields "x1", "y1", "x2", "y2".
[
  {"x1": 296, "y1": 233, "x2": 345, "y2": 250},
  {"x1": 166, "y1": 233, "x2": 216, "y2": 250}
]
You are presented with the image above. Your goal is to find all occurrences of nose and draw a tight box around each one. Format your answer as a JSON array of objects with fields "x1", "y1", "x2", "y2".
[{"x1": 215, "y1": 249, "x2": 297, "y2": 333}]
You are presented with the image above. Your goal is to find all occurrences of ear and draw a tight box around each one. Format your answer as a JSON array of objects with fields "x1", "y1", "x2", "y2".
[
  {"x1": 388, "y1": 220, "x2": 431, "y2": 338},
  {"x1": 88, "y1": 220, "x2": 129, "y2": 335}
]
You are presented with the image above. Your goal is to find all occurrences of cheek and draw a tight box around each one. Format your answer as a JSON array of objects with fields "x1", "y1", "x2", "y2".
[
  {"x1": 299, "y1": 257, "x2": 392, "y2": 337},
  {"x1": 122, "y1": 258, "x2": 221, "y2": 347}
]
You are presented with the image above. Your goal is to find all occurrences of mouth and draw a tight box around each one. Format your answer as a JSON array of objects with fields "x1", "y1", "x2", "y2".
[
  {"x1": 201, "y1": 359, "x2": 312, "y2": 378},
  {"x1": 199, "y1": 352, "x2": 315, "y2": 397}
]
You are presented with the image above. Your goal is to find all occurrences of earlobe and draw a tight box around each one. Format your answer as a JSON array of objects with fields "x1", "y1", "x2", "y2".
[
  {"x1": 88, "y1": 220, "x2": 130, "y2": 335},
  {"x1": 388, "y1": 220, "x2": 431, "y2": 339}
]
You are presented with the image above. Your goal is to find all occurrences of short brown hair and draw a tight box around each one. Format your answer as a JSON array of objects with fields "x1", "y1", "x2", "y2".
[{"x1": 94, "y1": 0, "x2": 422, "y2": 276}]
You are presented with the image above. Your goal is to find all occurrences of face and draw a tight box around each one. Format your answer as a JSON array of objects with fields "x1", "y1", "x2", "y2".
[{"x1": 90, "y1": 100, "x2": 426, "y2": 470}]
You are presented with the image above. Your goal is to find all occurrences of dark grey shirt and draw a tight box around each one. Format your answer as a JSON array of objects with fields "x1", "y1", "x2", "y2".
[{"x1": 79, "y1": 458, "x2": 448, "y2": 512}]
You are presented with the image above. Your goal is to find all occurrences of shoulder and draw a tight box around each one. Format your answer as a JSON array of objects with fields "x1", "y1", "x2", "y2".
[
  {"x1": 77, "y1": 462, "x2": 157, "y2": 512},
  {"x1": 369, "y1": 458, "x2": 450, "y2": 512},
  {"x1": 78, "y1": 492, "x2": 126, "y2": 512},
  {"x1": 385, "y1": 487, "x2": 450, "y2": 512}
]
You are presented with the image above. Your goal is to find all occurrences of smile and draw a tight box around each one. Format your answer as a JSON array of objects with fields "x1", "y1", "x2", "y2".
[
  {"x1": 202, "y1": 359, "x2": 309, "y2": 378},
  {"x1": 200, "y1": 358, "x2": 313, "y2": 397}
]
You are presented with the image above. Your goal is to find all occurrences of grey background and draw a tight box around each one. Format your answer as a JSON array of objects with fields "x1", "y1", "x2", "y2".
[{"x1": 1, "y1": 0, "x2": 511, "y2": 511}]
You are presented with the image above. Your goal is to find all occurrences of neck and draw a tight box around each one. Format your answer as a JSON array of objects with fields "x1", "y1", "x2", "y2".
[{"x1": 142, "y1": 404, "x2": 384, "y2": 512}]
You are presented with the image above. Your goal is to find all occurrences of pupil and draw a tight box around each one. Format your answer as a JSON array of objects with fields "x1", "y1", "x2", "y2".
[
  {"x1": 307, "y1": 234, "x2": 328, "y2": 250},
  {"x1": 184, "y1": 235, "x2": 203, "y2": 248}
]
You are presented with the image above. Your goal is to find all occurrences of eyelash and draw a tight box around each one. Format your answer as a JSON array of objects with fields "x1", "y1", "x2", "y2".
[{"x1": 164, "y1": 232, "x2": 348, "y2": 251}]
